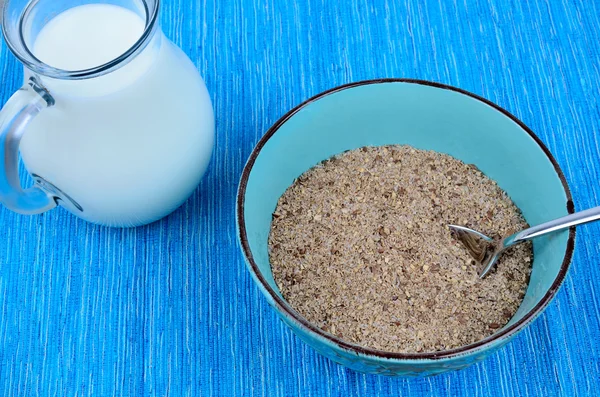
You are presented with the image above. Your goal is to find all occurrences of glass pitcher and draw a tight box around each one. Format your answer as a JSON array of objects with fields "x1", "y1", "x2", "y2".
[{"x1": 0, "y1": 0, "x2": 215, "y2": 227}]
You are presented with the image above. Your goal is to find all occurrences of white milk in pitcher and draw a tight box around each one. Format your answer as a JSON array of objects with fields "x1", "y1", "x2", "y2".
[{"x1": 20, "y1": 4, "x2": 215, "y2": 226}]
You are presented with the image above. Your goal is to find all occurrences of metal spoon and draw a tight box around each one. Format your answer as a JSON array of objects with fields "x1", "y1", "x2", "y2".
[{"x1": 449, "y1": 206, "x2": 600, "y2": 279}]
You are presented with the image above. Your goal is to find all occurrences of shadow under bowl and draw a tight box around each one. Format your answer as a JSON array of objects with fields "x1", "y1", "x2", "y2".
[{"x1": 237, "y1": 79, "x2": 575, "y2": 376}]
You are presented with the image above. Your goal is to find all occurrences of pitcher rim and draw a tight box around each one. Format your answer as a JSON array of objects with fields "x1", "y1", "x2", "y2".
[{"x1": 1, "y1": 0, "x2": 160, "y2": 80}]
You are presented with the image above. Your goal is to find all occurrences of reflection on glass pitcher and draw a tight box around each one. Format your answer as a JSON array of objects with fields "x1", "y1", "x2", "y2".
[{"x1": 0, "y1": 0, "x2": 215, "y2": 227}]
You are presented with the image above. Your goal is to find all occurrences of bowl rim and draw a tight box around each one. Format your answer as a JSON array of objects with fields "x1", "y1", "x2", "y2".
[{"x1": 236, "y1": 78, "x2": 576, "y2": 360}]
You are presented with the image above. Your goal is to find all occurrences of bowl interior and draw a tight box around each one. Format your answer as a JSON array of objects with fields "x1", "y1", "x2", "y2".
[{"x1": 241, "y1": 80, "x2": 571, "y2": 336}]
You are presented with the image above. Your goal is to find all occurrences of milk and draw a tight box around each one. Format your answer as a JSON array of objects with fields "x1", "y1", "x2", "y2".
[
  {"x1": 20, "y1": 4, "x2": 214, "y2": 227},
  {"x1": 33, "y1": 4, "x2": 145, "y2": 71}
]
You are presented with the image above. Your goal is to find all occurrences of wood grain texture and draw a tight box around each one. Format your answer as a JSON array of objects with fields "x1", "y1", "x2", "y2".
[{"x1": 0, "y1": 0, "x2": 599, "y2": 395}]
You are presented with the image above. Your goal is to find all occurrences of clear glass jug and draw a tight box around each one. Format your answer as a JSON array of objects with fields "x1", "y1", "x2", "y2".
[{"x1": 0, "y1": 0, "x2": 215, "y2": 227}]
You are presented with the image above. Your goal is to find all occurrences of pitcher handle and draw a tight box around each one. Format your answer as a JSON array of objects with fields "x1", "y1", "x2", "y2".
[{"x1": 0, "y1": 76, "x2": 56, "y2": 214}]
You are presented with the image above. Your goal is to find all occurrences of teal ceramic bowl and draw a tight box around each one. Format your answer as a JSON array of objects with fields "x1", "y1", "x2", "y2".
[{"x1": 236, "y1": 79, "x2": 575, "y2": 376}]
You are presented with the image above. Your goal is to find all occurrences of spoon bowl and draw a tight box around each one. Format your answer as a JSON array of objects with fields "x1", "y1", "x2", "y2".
[{"x1": 450, "y1": 206, "x2": 600, "y2": 278}]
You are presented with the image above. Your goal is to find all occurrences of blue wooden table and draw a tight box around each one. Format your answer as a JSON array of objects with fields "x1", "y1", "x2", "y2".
[{"x1": 1, "y1": 0, "x2": 599, "y2": 395}]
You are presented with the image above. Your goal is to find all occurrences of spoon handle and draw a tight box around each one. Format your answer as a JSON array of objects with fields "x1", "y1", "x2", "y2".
[{"x1": 506, "y1": 205, "x2": 600, "y2": 246}]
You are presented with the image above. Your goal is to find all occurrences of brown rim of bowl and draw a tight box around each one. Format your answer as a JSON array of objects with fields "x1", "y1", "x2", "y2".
[{"x1": 236, "y1": 78, "x2": 576, "y2": 360}]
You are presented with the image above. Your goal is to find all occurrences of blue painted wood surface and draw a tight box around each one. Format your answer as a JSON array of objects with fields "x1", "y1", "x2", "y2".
[{"x1": 0, "y1": 0, "x2": 599, "y2": 395}]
